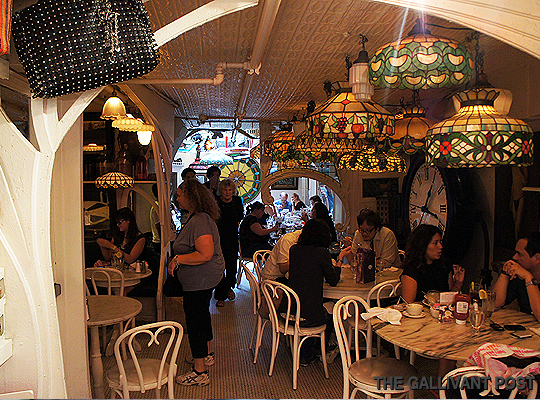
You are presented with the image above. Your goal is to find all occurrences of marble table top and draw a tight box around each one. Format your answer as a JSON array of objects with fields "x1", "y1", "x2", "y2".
[
  {"x1": 86, "y1": 295, "x2": 142, "y2": 327},
  {"x1": 323, "y1": 267, "x2": 402, "y2": 300},
  {"x1": 374, "y1": 308, "x2": 540, "y2": 362},
  {"x1": 85, "y1": 269, "x2": 152, "y2": 287}
]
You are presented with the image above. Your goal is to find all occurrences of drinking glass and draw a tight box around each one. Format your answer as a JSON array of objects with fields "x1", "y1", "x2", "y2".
[
  {"x1": 376, "y1": 258, "x2": 386, "y2": 276},
  {"x1": 329, "y1": 242, "x2": 341, "y2": 261},
  {"x1": 350, "y1": 259, "x2": 357, "y2": 280},
  {"x1": 482, "y1": 291, "x2": 496, "y2": 323},
  {"x1": 470, "y1": 309, "x2": 485, "y2": 335},
  {"x1": 469, "y1": 282, "x2": 484, "y2": 303}
]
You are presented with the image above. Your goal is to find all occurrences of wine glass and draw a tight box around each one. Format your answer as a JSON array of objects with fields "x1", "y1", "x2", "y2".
[
  {"x1": 329, "y1": 242, "x2": 341, "y2": 261},
  {"x1": 470, "y1": 309, "x2": 485, "y2": 335},
  {"x1": 376, "y1": 258, "x2": 386, "y2": 276},
  {"x1": 482, "y1": 291, "x2": 496, "y2": 323}
]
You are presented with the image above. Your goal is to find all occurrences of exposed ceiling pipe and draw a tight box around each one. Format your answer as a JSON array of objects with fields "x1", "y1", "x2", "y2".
[
  {"x1": 236, "y1": 0, "x2": 283, "y2": 117},
  {"x1": 130, "y1": 62, "x2": 250, "y2": 85}
]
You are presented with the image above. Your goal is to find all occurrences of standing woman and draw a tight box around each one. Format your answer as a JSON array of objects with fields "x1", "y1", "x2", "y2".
[
  {"x1": 168, "y1": 179, "x2": 225, "y2": 386},
  {"x1": 291, "y1": 193, "x2": 306, "y2": 211},
  {"x1": 214, "y1": 179, "x2": 244, "y2": 307},
  {"x1": 95, "y1": 207, "x2": 146, "y2": 266}
]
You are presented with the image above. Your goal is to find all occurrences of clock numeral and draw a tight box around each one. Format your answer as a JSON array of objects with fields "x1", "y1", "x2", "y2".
[
  {"x1": 412, "y1": 219, "x2": 419, "y2": 230},
  {"x1": 424, "y1": 168, "x2": 429, "y2": 181},
  {"x1": 440, "y1": 204, "x2": 447, "y2": 213},
  {"x1": 437, "y1": 185, "x2": 446, "y2": 195},
  {"x1": 438, "y1": 221, "x2": 446, "y2": 232},
  {"x1": 416, "y1": 174, "x2": 422, "y2": 184},
  {"x1": 411, "y1": 190, "x2": 418, "y2": 198}
]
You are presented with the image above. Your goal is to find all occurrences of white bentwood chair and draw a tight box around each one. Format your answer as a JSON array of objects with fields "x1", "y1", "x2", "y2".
[
  {"x1": 261, "y1": 279, "x2": 329, "y2": 390},
  {"x1": 439, "y1": 366, "x2": 538, "y2": 399},
  {"x1": 105, "y1": 321, "x2": 184, "y2": 399},
  {"x1": 252, "y1": 249, "x2": 271, "y2": 282},
  {"x1": 236, "y1": 240, "x2": 254, "y2": 287},
  {"x1": 333, "y1": 295, "x2": 417, "y2": 399},
  {"x1": 242, "y1": 263, "x2": 270, "y2": 363}
]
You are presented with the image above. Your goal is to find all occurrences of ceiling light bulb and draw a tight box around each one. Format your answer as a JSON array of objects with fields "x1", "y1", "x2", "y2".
[{"x1": 137, "y1": 131, "x2": 152, "y2": 146}]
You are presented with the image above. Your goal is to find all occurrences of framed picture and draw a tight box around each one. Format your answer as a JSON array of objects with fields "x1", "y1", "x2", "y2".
[{"x1": 271, "y1": 177, "x2": 298, "y2": 190}]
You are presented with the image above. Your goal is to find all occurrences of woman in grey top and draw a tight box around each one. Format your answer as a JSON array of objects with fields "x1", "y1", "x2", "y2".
[{"x1": 168, "y1": 179, "x2": 224, "y2": 386}]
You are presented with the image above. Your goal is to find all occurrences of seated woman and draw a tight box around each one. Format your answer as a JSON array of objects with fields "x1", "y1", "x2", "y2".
[
  {"x1": 95, "y1": 207, "x2": 146, "y2": 267},
  {"x1": 291, "y1": 193, "x2": 306, "y2": 211},
  {"x1": 285, "y1": 218, "x2": 350, "y2": 366},
  {"x1": 400, "y1": 223, "x2": 465, "y2": 377},
  {"x1": 303, "y1": 202, "x2": 337, "y2": 243},
  {"x1": 239, "y1": 201, "x2": 279, "y2": 258}
]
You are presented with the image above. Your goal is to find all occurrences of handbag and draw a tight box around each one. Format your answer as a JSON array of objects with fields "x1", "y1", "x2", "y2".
[{"x1": 12, "y1": 0, "x2": 159, "y2": 98}]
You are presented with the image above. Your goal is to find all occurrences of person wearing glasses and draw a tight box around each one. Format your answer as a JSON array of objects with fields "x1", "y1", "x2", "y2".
[
  {"x1": 342, "y1": 209, "x2": 400, "y2": 269},
  {"x1": 94, "y1": 207, "x2": 146, "y2": 266}
]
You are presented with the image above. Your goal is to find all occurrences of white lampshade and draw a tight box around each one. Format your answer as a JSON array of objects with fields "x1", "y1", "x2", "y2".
[{"x1": 137, "y1": 131, "x2": 152, "y2": 146}]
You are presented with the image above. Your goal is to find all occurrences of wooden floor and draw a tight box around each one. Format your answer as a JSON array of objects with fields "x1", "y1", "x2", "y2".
[{"x1": 97, "y1": 276, "x2": 439, "y2": 399}]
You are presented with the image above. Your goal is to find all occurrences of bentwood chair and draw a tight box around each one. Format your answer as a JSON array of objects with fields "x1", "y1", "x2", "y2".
[
  {"x1": 242, "y1": 263, "x2": 269, "y2": 363},
  {"x1": 105, "y1": 321, "x2": 184, "y2": 399},
  {"x1": 366, "y1": 279, "x2": 401, "y2": 357},
  {"x1": 252, "y1": 249, "x2": 271, "y2": 282},
  {"x1": 439, "y1": 366, "x2": 538, "y2": 399},
  {"x1": 85, "y1": 267, "x2": 127, "y2": 352},
  {"x1": 261, "y1": 280, "x2": 329, "y2": 390},
  {"x1": 333, "y1": 295, "x2": 417, "y2": 399},
  {"x1": 236, "y1": 240, "x2": 254, "y2": 287}
]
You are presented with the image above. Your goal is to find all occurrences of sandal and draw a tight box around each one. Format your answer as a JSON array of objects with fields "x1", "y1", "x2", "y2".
[
  {"x1": 227, "y1": 290, "x2": 236, "y2": 301},
  {"x1": 216, "y1": 300, "x2": 225, "y2": 307}
]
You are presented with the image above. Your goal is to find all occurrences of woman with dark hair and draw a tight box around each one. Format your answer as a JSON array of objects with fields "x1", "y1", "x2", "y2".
[
  {"x1": 239, "y1": 201, "x2": 278, "y2": 257},
  {"x1": 291, "y1": 193, "x2": 306, "y2": 211},
  {"x1": 95, "y1": 207, "x2": 146, "y2": 266},
  {"x1": 401, "y1": 224, "x2": 465, "y2": 303},
  {"x1": 214, "y1": 179, "x2": 244, "y2": 307},
  {"x1": 308, "y1": 202, "x2": 337, "y2": 243},
  {"x1": 167, "y1": 178, "x2": 225, "y2": 386},
  {"x1": 401, "y1": 223, "x2": 465, "y2": 378},
  {"x1": 285, "y1": 218, "x2": 350, "y2": 365}
]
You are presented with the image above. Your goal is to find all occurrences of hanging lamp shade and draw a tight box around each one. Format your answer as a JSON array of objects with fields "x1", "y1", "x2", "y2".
[
  {"x1": 95, "y1": 172, "x2": 134, "y2": 189},
  {"x1": 426, "y1": 88, "x2": 534, "y2": 167},
  {"x1": 369, "y1": 20, "x2": 474, "y2": 90},
  {"x1": 112, "y1": 114, "x2": 155, "y2": 132},
  {"x1": 199, "y1": 150, "x2": 234, "y2": 166},
  {"x1": 137, "y1": 131, "x2": 152, "y2": 145},
  {"x1": 384, "y1": 105, "x2": 436, "y2": 155},
  {"x1": 249, "y1": 143, "x2": 261, "y2": 159},
  {"x1": 296, "y1": 90, "x2": 395, "y2": 163},
  {"x1": 101, "y1": 95, "x2": 127, "y2": 120},
  {"x1": 336, "y1": 147, "x2": 407, "y2": 172}
]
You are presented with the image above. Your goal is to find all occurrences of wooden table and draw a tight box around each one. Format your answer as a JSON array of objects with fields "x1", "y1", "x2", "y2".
[
  {"x1": 323, "y1": 266, "x2": 402, "y2": 300},
  {"x1": 374, "y1": 308, "x2": 540, "y2": 362},
  {"x1": 85, "y1": 268, "x2": 152, "y2": 289},
  {"x1": 86, "y1": 295, "x2": 142, "y2": 399}
]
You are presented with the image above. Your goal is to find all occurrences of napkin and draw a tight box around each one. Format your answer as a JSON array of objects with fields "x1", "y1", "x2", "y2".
[
  {"x1": 384, "y1": 267, "x2": 399, "y2": 272},
  {"x1": 361, "y1": 307, "x2": 402, "y2": 325}
]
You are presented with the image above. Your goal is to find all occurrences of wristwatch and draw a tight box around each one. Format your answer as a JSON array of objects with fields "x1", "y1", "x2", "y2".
[{"x1": 525, "y1": 279, "x2": 538, "y2": 287}]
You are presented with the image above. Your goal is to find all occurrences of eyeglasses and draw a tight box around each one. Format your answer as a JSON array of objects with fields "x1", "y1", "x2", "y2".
[
  {"x1": 360, "y1": 226, "x2": 376, "y2": 234},
  {"x1": 116, "y1": 219, "x2": 126, "y2": 225}
]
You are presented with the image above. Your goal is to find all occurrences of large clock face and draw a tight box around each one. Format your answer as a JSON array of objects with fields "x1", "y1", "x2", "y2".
[{"x1": 408, "y1": 163, "x2": 448, "y2": 235}]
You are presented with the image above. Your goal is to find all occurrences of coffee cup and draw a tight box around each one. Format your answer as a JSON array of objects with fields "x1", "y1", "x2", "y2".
[{"x1": 406, "y1": 303, "x2": 423, "y2": 316}]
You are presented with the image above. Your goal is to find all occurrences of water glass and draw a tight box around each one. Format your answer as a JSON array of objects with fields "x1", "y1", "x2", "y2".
[
  {"x1": 376, "y1": 258, "x2": 386, "y2": 276},
  {"x1": 470, "y1": 309, "x2": 485, "y2": 335},
  {"x1": 482, "y1": 291, "x2": 496, "y2": 323},
  {"x1": 350, "y1": 259, "x2": 358, "y2": 280}
]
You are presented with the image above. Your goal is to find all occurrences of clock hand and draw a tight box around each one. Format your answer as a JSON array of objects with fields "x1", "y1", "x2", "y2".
[{"x1": 423, "y1": 185, "x2": 433, "y2": 208}]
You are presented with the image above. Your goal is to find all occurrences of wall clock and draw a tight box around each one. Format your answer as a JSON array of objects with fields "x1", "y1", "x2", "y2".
[{"x1": 402, "y1": 153, "x2": 476, "y2": 263}]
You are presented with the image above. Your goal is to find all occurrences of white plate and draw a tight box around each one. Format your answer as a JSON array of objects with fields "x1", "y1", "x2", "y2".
[{"x1": 403, "y1": 310, "x2": 426, "y2": 318}]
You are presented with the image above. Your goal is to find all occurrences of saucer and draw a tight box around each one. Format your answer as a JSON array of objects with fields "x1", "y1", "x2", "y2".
[{"x1": 403, "y1": 310, "x2": 426, "y2": 318}]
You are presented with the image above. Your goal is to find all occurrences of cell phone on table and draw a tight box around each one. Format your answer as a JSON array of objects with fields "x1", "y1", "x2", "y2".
[
  {"x1": 510, "y1": 332, "x2": 533, "y2": 339},
  {"x1": 504, "y1": 324, "x2": 526, "y2": 331},
  {"x1": 490, "y1": 322, "x2": 504, "y2": 331}
]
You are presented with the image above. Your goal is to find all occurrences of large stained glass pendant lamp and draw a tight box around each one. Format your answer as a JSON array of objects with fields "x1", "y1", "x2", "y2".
[
  {"x1": 385, "y1": 102, "x2": 436, "y2": 155},
  {"x1": 336, "y1": 147, "x2": 406, "y2": 172},
  {"x1": 426, "y1": 88, "x2": 534, "y2": 167},
  {"x1": 263, "y1": 128, "x2": 309, "y2": 167},
  {"x1": 369, "y1": 19, "x2": 474, "y2": 90}
]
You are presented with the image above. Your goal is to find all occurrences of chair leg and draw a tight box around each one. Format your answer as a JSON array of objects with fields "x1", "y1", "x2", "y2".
[
  {"x1": 236, "y1": 261, "x2": 244, "y2": 287},
  {"x1": 377, "y1": 335, "x2": 381, "y2": 357},
  {"x1": 249, "y1": 316, "x2": 257, "y2": 350},
  {"x1": 409, "y1": 351, "x2": 416, "y2": 365},
  {"x1": 394, "y1": 344, "x2": 401, "y2": 360},
  {"x1": 268, "y1": 330, "x2": 280, "y2": 376},
  {"x1": 320, "y1": 332, "x2": 329, "y2": 379},
  {"x1": 292, "y1": 334, "x2": 300, "y2": 390},
  {"x1": 253, "y1": 318, "x2": 266, "y2": 364}
]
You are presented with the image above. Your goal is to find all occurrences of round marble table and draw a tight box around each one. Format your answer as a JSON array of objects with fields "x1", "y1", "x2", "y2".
[
  {"x1": 323, "y1": 267, "x2": 402, "y2": 300},
  {"x1": 374, "y1": 308, "x2": 540, "y2": 362},
  {"x1": 86, "y1": 295, "x2": 142, "y2": 399},
  {"x1": 85, "y1": 268, "x2": 152, "y2": 289}
]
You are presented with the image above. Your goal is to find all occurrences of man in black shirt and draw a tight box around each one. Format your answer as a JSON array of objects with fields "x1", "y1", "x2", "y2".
[{"x1": 493, "y1": 232, "x2": 540, "y2": 321}]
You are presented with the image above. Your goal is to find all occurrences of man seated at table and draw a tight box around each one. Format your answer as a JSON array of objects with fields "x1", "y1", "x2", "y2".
[
  {"x1": 493, "y1": 232, "x2": 540, "y2": 322},
  {"x1": 342, "y1": 209, "x2": 400, "y2": 268},
  {"x1": 261, "y1": 229, "x2": 303, "y2": 284},
  {"x1": 274, "y1": 192, "x2": 292, "y2": 214}
]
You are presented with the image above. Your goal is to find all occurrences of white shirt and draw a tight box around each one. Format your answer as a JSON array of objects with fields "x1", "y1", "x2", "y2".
[
  {"x1": 261, "y1": 230, "x2": 302, "y2": 281},
  {"x1": 351, "y1": 226, "x2": 400, "y2": 268}
]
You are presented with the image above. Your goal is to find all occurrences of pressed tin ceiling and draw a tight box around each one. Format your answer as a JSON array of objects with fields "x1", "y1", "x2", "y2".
[{"x1": 139, "y1": 0, "x2": 540, "y2": 132}]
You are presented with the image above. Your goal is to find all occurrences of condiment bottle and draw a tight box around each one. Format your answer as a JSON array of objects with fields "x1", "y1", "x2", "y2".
[{"x1": 453, "y1": 293, "x2": 470, "y2": 325}]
